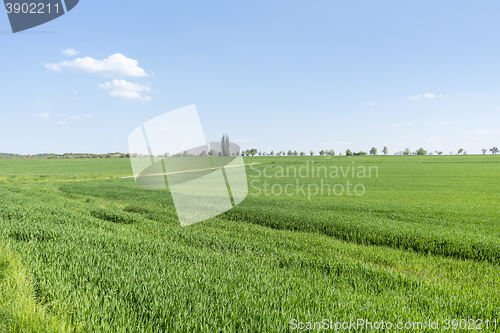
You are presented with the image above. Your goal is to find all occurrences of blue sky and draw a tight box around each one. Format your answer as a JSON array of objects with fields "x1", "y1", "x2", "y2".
[{"x1": 1, "y1": 0, "x2": 500, "y2": 155}]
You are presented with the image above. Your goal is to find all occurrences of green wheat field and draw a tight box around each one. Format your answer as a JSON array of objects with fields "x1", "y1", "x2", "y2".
[{"x1": 0, "y1": 155, "x2": 499, "y2": 332}]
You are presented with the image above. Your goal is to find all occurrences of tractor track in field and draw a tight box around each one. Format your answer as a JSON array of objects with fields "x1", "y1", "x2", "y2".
[{"x1": 121, "y1": 162, "x2": 261, "y2": 179}]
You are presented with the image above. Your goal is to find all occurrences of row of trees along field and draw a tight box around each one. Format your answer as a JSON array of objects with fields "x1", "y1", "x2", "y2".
[
  {"x1": 233, "y1": 145, "x2": 500, "y2": 156},
  {"x1": 393, "y1": 147, "x2": 499, "y2": 156},
  {"x1": 0, "y1": 152, "x2": 130, "y2": 159},
  {"x1": 1, "y1": 140, "x2": 499, "y2": 159},
  {"x1": 240, "y1": 145, "x2": 500, "y2": 156}
]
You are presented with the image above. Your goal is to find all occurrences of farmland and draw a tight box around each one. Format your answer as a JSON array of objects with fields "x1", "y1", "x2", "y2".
[{"x1": 0, "y1": 155, "x2": 499, "y2": 332}]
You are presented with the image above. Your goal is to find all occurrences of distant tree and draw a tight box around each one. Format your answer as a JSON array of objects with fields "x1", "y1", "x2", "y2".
[
  {"x1": 221, "y1": 134, "x2": 230, "y2": 156},
  {"x1": 404, "y1": 148, "x2": 410, "y2": 156},
  {"x1": 221, "y1": 134, "x2": 226, "y2": 156},
  {"x1": 416, "y1": 148, "x2": 427, "y2": 155},
  {"x1": 354, "y1": 151, "x2": 367, "y2": 156},
  {"x1": 319, "y1": 150, "x2": 325, "y2": 156},
  {"x1": 300, "y1": 151, "x2": 305, "y2": 156},
  {"x1": 310, "y1": 150, "x2": 315, "y2": 156},
  {"x1": 458, "y1": 148, "x2": 464, "y2": 155},
  {"x1": 293, "y1": 150, "x2": 298, "y2": 156},
  {"x1": 270, "y1": 150, "x2": 274, "y2": 156},
  {"x1": 287, "y1": 150, "x2": 293, "y2": 156},
  {"x1": 345, "y1": 149, "x2": 353, "y2": 156},
  {"x1": 328, "y1": 149, "x2": 335, "y2": 156},
  {"x1": 437, "y1": 151, "x2": 443, "y2": 155},
  {"x1": 481, "y1": 148, "x2": 487, "y2": 155},
  {"x1": 382, "y1": 146, "x2": 388, "y2": 155},
  {"x1": 250, "y1": 148, "x2": 258, "y2": 156},
  {"x1": 369, "y1": 147, "x2": 377, "y2": 155},
  {"x1": 491, "y1": 147, "x2": 499, "y2": 154},
  {"x1": 200, "y1": 150, "x2": 208, "y2": 157}
]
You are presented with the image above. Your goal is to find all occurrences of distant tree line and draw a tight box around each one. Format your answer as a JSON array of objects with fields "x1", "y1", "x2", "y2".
[
  {"x1": 234, "y1": 145, "x2": 500, "y2": 157},
  {"x1": 0, "y1": 152, "x2": 131, "y2": 159},
  {"x1": 3, "y1": 138, "x2": 500, "y2": 159}
]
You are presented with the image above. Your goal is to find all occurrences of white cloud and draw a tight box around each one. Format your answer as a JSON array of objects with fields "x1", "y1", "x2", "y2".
[
  {"x1": 45, "y1": 53, "x2": 149, "y2": 78},
  {"x1": 31, "y1": 112, "x2": 50, "y2": 118},
  {"x1": 496, "y1": 107, "x2": 500, "y2": 110},
  {"x1": 423, "y1": 122, "x2": 427, "y2": 125},
  {"x1": 406, "y1": 122, "x2": 413, "y2": 126},
  {"x1": 424, "y1": 93, "x2": 443, "y2": 99},
  {"x1": 84, "y1": 114, "x2": 91, "y2": 118},
  {"x1": 365, "y1": 101, "x2": 374, "y2": 106},
  {"x1": 56, "y1": 121, "x2": 66, "y2": 125},
  {"x1": 70, "y1": 116, "x2": 83, "y2": 120},
  {"x1": 35, "y1": 99, "x2": 43, "y2": 102},
  {"x1": 410, "y1": 93, "x2": 443, "y2": 99},
  {"x1": 391, "y1": 124, "x2": 398, "y2": 127},
  {"x1": 98, "y1": 79, "x2": 152, "y2": 101},
  {"x1": 439, "y1": 121, "x2": 446, "y2": 124},
  {"x1": 45, "y1": 63, "x2": 61, "y2": 71},
  {"x1": 62, "y1": 48, "x2": 79, "y2": 56},
  {"x1": 72, "y1": 90, "x2": 79, "y2": 95}
]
